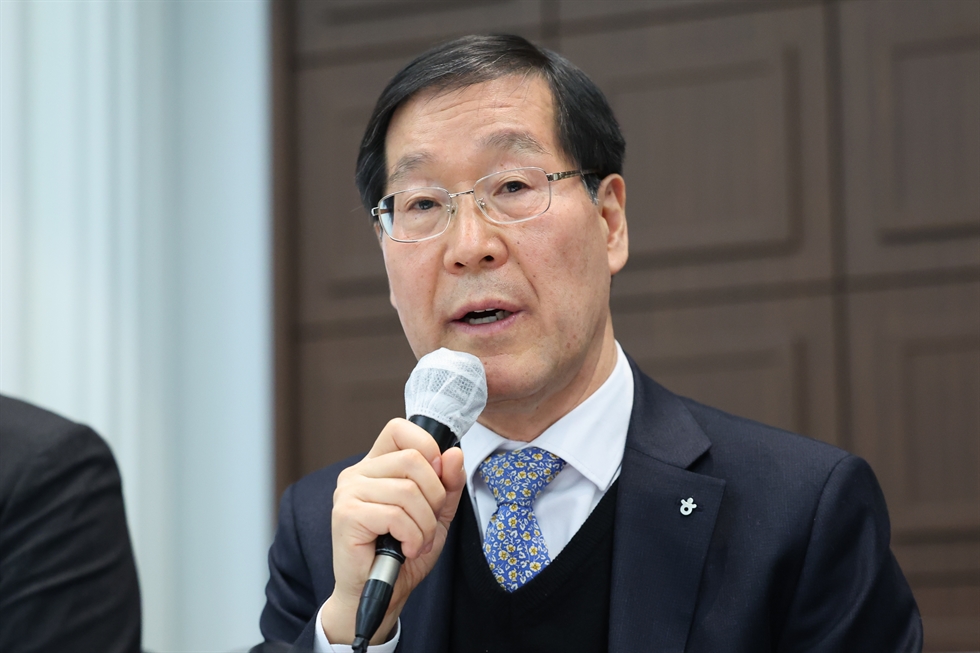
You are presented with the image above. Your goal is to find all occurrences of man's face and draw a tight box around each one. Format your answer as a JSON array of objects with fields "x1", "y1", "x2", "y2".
[{"x1": 381, "y1": 75, "x2": 628, "y2": 439}]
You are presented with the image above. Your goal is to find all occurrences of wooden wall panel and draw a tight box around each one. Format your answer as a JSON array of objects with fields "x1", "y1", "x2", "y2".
[
  {"x1": 615, "y1": 296, "x2": 837, "y2": 446},
  {"x1": 913, "y1": 585, "x2": 980, "y2": 652},
  {"x1": 561, "y1": 6, "x2": 833, "y2": 298},
  {"x1": 295, "y1": 0, "x2": 542, "y2": 58},
  {"x1": 849, "y1": 281, "x2": 980, "y2": 650},
  {"x1": 840, "y1": 0, "x2": 980, "y2": 276},
  {"x1": 296, "y1": 59, "x2": 406, "y2": 328},
  {"x1": 559, "y1": 0, "x2": 727, "y2": 23},
  {"x1": 298, "y1": 335, "x2": 417, "y2": 477},
  {"x1": 849, "y1": 282, "x2": 980, "y2": 536}
]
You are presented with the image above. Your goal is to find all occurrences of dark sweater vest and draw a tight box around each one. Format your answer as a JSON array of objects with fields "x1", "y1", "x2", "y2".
[{"x1": 449, "y1": 480, "x2": 619, "y2": 653}]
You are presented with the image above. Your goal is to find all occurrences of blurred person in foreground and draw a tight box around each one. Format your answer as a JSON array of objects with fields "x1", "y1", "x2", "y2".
[
  {"x1": 0, "y1": 395, "x2": 141, "y2": 653},
  {"x1": 257, "y1": 35, "x2": 921, "y2": 652}
]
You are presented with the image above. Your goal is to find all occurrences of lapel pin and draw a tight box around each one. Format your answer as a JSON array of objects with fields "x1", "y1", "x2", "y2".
[{"x1": 680, "y1": 497, "x2": 697, "y2": 516}]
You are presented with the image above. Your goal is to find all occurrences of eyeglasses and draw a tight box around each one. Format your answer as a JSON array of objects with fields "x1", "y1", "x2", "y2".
[{"x1": 371, "y1": 167, "x2": 596, "y2": 243}]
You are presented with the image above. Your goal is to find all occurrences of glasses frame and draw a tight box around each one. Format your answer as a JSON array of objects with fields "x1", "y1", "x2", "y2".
[{"x1": 371, "y1": 167, "x2": 598, "y2": 243}]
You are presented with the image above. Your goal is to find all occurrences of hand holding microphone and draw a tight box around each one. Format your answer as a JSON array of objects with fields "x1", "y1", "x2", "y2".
[{"x1": 321, "y1": 349, "x2": 486, "y2": 651}]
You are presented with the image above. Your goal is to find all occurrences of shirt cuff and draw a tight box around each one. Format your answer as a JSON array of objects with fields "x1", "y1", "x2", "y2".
[{"x1": 312, "y1": 600, "x2": 401, "y2": 653}]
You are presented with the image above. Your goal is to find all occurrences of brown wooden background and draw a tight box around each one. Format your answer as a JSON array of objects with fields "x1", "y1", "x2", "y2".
[{"x1": 271, "y1": 1, "x2": 980, "y2": 649}]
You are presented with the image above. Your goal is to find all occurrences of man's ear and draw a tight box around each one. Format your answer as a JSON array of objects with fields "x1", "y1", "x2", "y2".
[{"x1": 598, "y1": 174, "x2": 628, "y2": 275}]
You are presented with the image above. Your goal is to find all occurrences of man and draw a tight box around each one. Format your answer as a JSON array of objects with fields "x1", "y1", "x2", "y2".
[
  {"x1": 259, "y1": 35, "x2": 921, "y2": 652},
  {"x1": 0, "y1": 395, "x2": 142, "y2": 653}
]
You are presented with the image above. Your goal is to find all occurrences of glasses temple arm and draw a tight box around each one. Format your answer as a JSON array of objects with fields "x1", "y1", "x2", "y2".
[{"x1": 546, "y1": 169, "x2": 599, "y2": 182}]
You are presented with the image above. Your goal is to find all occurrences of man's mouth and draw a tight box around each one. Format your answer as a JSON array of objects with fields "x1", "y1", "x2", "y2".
[{"x1": 461, "y1": 309, "x2": 513, "y2": 325}]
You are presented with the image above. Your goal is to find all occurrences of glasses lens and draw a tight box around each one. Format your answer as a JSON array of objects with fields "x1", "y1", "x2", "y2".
[
  {"x1": 380, "y1": 188, "x2": 452, "y2": 242},
  {"x1": 476, "y1": 168, "x2": 551, "y2": 223}
]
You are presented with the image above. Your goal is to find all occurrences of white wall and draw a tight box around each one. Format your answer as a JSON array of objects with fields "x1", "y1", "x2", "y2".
[{"x1": 0, "y1": 2, "x2": 273, "y2": 651}]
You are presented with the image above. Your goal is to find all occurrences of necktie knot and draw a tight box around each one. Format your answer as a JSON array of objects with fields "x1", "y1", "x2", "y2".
[{"x1": 479, "y1": 447, "x2": 566, "y2": 507}]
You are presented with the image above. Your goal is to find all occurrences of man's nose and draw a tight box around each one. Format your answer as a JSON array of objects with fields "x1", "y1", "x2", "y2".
[{"x1": 443, "y1": 194, "x2": 507, "y2": 271}]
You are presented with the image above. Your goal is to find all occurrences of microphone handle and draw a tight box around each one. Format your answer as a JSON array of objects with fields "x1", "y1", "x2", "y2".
[
  {"x1": 408, "y1": 414, "x2": 458, "y2": 452},
  {"x1": 352, "y1": 415, "x2": 459, "y2": 651}
]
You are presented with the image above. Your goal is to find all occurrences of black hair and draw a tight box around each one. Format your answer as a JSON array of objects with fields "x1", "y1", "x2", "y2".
[{"x1": 355, "y1": 34, "x2": 625, "y2": 218}]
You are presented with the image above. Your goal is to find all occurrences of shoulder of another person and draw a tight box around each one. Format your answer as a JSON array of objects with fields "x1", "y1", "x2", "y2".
[
  {"x1": 0, "y1": 395, "x2": 114, "y2": 501},
  {"x1": 0, "y1": 394, "x2": 101, "y2": 449}
]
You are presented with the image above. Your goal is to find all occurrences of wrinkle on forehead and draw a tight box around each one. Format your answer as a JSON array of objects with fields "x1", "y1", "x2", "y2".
[
  {"x1": 385, "y1": 74, "x2": 559, "y2": 190},
  {"x1": 479, "y1": 131, "x2": 549, "y2": 158},
  {"x1": 388, "y1": 152, "x2": 433, "y2": 189},
  {"x1": 388, "y1": 130, "x2": 547, "y2": 189}
]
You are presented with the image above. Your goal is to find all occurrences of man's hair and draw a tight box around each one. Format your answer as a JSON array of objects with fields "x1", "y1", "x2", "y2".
[{"x1": 355, "y1": 34, "x2": 626, "y2": 217}]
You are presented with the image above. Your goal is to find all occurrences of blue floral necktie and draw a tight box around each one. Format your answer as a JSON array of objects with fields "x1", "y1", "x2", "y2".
[{"x1": 478, "y1": 447, "x2": 566, "y2": 591}]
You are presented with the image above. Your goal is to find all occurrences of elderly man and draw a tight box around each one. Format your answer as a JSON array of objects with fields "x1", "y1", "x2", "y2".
[{"x1": 258, "y1": 35, "x2": 921, "y2": 652}]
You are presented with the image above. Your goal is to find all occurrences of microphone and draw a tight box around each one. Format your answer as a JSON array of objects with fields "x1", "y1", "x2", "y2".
[{"x1": 352, "y1": 348, "x2": 487, "y2": 652}]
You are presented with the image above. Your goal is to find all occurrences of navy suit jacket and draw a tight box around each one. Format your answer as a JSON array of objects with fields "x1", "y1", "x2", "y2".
[
  {"x1": 259, "y1": 359, "x2": 922, "y2": 652},
  {"x1": 0, "y1": 396, "x2": 142, "y2": 653}
]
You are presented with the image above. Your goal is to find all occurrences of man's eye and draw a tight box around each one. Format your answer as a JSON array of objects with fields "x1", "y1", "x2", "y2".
[
  {"x1": 501, "y1": 180, "x2": 529, "y2": 194},
  {"x1": 408, "y1": 198, "x2": 439, "y2": 211}
]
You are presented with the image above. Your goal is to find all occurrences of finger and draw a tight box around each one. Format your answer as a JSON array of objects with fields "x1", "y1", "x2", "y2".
[
  {"x1": 354, "y1": 449, "x2": 448, "y2": 512},
  {"x1": 333, "y1": 499, "x2": 426, "y2": 558},
  {"x1": 344, "y1": 478, "x2": 439, "y2": 554},
  {"x1": 366, "y1": 418, "x2": 442, "y2": 462},
  {"x1": 440, "y1": 448, "x2": 466, "y2": 494},
  {"x1": 435, "y1": 448, "x2": 466, "y2": 525}
]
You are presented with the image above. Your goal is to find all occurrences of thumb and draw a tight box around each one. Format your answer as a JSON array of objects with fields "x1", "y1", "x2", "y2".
[{"x1": 437, "y1": 447, "x2": 466, "y2": 523}]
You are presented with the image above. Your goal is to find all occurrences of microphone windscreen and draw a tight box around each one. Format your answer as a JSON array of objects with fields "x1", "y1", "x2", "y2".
[{"x1": 404, "y1": 348, "x2": 487, "y2": 438}]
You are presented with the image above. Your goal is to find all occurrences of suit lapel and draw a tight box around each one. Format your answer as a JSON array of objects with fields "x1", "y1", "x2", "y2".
[{"x1": 608, "y1": 359, "x2": 726, "y2": 653}]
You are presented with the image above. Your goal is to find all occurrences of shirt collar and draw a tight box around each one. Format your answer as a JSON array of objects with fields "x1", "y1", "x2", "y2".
[{"x1": 461, "y1": 341, "x2": 634, "y2": 494}]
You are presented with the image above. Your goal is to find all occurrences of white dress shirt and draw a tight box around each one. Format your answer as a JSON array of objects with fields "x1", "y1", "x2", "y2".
[{"x1": 315, "y1": 342, "x2": 634, "y2": 652}]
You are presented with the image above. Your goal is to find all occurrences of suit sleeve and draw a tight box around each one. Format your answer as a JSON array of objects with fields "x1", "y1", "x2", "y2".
[
  {"x1": 259, "y1": 483, "x2": 323, "y2": 650},
  {"x1": 777, "y1": 454, "x2": 922, "y2": 652},
  {"x1": 0, "y1": 424, "x2": 141, "y2": 653}
]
